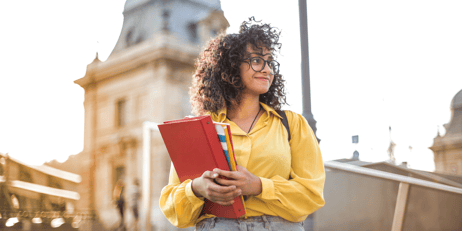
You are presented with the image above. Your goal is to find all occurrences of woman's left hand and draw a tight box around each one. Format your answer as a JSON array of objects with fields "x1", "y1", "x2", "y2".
[{"x1": 213, "y1": 165, "x2": 262, "y2": 196}]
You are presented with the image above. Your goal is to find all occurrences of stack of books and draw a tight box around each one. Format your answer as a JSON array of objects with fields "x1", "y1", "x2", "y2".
[{"x1": 158, "y1": 115, "x2": 246, "y2": 218}]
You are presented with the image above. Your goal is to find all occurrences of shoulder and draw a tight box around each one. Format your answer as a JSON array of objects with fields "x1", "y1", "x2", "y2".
[
  {"x1": 282, "y1": 110, "x2": 316, "y2": 139},
  {"x1": 282, "y1": 110, "x2": 308, "y2": 127}
]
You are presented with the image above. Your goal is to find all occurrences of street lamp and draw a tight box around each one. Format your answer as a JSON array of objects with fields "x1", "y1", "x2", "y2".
[{"x1": 299, "y1": 0, "x2": 320, "y2": 143}]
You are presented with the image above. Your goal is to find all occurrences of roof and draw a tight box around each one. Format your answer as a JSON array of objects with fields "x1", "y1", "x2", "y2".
[
  {"x1": 123, "y1": 0, "x2": 150, "y2": 12},
  {"x1": 451, "y1": 89, "x2": 462, "y2": 110},
  {"x1": 332, "y1": 158, "x2": 372, "y2": 166},
  {"x1": 441, "y1": 89, "x2": 462, "y2": 137},
  {"x1": 109, "y1": 0, "x2": 226, "y2": 57},
  {"x1": 124, "y1": 0, "x2": 221, "y2": 12},
  {"x1": 0, "y1": 153, "x2": 81, "y2": 183},
  {"x1": 190, "y1": 0, "x2": 221, "y2": 10}
]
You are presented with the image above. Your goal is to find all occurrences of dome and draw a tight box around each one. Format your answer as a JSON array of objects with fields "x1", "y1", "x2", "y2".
[
  {"x1": 190, "y1": 0, "x2": 222, "y2": 10},
  {"x1": 451, "y1": 89, "x2": 462, "y2": 110},
  {"x1": 124, "y1": 0, "x2": 150, "y2": 12},
  {"x1": 109, "y1": 0, "x2": 226, "y2": 57}
]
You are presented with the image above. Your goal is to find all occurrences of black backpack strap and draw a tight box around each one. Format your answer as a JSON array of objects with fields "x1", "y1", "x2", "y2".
[{"x1": 276, "y1": 110, "x2": 291, "y2": 142}]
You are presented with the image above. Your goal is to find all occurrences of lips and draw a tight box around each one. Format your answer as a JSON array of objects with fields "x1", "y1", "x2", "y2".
[{"x1": 255, "y1": 76, "x2": 270, "y2": 81}]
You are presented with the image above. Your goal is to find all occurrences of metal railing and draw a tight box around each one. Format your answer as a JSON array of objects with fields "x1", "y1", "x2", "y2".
[{"x1": 324, "y1": 161, "x2": 462, "y2": 231}]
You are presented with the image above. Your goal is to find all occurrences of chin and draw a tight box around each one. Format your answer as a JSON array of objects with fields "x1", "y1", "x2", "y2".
[{"x1": 243, "y1": 86, "x2": 271, "y2": 96}]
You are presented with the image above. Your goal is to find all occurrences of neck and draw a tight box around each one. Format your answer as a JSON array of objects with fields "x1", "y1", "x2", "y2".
[{"x1": 227, "y1": 94, "x2": 261, "y2": 121}]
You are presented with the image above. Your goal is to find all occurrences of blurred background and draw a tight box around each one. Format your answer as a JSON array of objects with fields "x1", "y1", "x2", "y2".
[
  {"x1": 0, "y1": 0, "x2": 461, "y2": 230},
  {"x1": 2, "y1": 0, "x2": 462, "y2": 170}
]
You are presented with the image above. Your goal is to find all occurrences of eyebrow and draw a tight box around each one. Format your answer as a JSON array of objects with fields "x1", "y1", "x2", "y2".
[
  {"x1": 248, "y1": 52, "x2": 273, "y2": 60},
  {"x1": 249, "y1": 52, "x2": 272, "y2": 56}
]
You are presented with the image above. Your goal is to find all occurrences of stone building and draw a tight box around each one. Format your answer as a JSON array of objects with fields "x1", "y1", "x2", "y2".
[
  {"x1": 1, "y1": 153, "x2": 81, "y2": 230},
  {"x1": 430, "y1": 89, "x2": 462, "y2": 175},
  {"x1": 71, "y1": 0, "x2": 228, "y2": 229}
]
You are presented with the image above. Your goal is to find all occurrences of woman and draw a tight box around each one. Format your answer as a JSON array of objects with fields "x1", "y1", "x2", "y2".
[
  {"x1": 113, "y1": 179, "x2": 125, "y2": 229},
  {"x1": 160, "y1": 18, "x2": 325, "y2": 230}
]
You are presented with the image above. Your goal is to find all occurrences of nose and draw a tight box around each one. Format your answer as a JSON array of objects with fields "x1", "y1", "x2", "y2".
[{"x1": 261, "y1": 61, "x2": 272, "y2": 75}]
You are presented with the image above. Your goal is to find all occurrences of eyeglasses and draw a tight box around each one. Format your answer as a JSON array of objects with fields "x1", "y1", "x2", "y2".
[{"x1": 242, "y1": 57, "x2": 280, "y2": 75}]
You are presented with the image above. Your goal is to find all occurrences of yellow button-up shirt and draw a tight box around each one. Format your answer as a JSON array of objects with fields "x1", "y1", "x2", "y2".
[{"x1": 160, "y1": 103, "x2": 325, "y2": 228}]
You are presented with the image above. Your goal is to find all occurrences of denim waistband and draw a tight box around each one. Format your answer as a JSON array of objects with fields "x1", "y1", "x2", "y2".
[
  {"x1": 199, "y1": 215, "x2": 299, "y2": 230},
  {"x1": 208, "y1": 215, "x2": 290, "y2": 223}
]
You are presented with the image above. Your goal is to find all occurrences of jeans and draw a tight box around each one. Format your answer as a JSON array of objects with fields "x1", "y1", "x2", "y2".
[{"x1": 195, "y1": 215, "x2": 304, "y2": 231}]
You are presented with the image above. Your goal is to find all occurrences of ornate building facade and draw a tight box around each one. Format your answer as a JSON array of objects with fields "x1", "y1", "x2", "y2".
[
  {"x1": 71, "y1": 0, "x2": 228, "y2": 229},
  {"x1": 430, "y1": 89, "x2": 462, "y2": 175}
]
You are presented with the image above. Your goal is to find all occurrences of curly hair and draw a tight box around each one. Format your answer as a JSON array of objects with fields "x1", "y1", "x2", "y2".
[{"x1": 190, "y1": 17, "x2": 287, "y2": 115}]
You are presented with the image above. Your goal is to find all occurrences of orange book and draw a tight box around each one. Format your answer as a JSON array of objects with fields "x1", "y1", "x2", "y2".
[
  {"x1": 158, "y1": 115, "x2": 245, "y2": 218},
  {"x1": 223, "y1": 124, "x2": 238, "y2": 171}
]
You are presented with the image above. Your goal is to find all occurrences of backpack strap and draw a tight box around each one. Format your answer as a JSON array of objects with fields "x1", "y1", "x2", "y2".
[{"x1": 276, "y1": 110, "x2": 291, "y2": 142}]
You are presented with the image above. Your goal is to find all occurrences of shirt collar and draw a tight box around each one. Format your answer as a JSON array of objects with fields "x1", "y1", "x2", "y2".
[
  {"x1": 208, "y1": 102, "x2": 282, "y2": 122},
  {"x1": 260, "y1": 102, "x2": 283, "y2": 119}
]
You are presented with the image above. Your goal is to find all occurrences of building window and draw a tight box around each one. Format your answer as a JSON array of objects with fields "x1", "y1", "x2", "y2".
[
  {"x1": 48, "y1": 175, "x2": 62, "y2": 189},
  {"x1": 19, "y1": 166, "x2": 32, "y2": 183},
  {"x1": 188, "y1": 23, "x2": 197, "y2": 42},
  {"x1": 116, "y1": 99, "x2": 127, "y2": 128}
]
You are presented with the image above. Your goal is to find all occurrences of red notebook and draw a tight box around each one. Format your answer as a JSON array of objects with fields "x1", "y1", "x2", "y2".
[{"x1": 158, "y1": 115, "x2": 245, "y2": 218}]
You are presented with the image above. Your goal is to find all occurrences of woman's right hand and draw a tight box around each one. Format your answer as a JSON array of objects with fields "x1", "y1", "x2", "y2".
[{"x1": 191, "y1": 170, "x2": 241, "y2": 206}]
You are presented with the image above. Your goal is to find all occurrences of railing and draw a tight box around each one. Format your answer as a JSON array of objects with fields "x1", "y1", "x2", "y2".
[
  {"x1": 9, "y1": 180, "x2": 80, "y2": 200},
  {"x1": 324, "y1": 161, "x2": 462, "y2": 231}
]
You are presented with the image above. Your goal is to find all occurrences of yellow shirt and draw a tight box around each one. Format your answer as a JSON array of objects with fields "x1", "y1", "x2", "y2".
[{"x1": 160, "y1": 103, "x2": 325, "y2": 228}]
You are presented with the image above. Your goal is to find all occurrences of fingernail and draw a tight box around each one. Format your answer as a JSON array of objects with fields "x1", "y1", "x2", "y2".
[{"x1": 213, "y1": 173, "x2": 218, "y2": 177}]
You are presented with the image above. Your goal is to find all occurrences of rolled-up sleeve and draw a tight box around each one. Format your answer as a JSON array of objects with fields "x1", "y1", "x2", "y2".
[{"x1": 159, "y1": 163, "x2": 205, "y2": 228}]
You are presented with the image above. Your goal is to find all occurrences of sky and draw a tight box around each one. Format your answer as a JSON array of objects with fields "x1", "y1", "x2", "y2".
[{"x1": 1, "y1": 0, "x2": 461, "y2": 172}]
